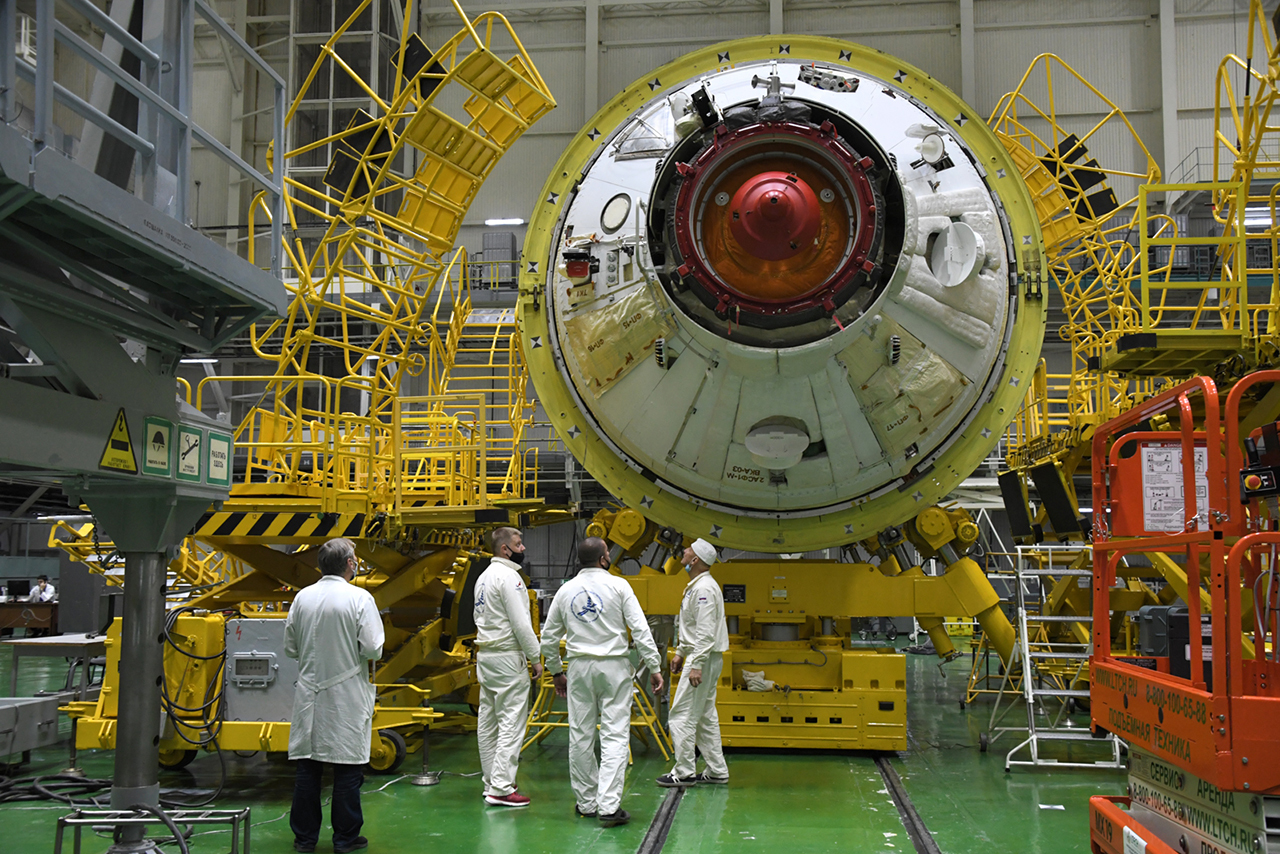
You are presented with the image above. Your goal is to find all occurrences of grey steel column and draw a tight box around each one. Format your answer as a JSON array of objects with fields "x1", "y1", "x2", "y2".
[{"x1": 110, "y1": 551, "x2": 166, "y2": 844}]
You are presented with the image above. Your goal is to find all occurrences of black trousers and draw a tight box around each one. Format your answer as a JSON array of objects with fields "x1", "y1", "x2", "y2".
[{"x1": 290, "y1": 758, "x2": 364, "y2": 848}]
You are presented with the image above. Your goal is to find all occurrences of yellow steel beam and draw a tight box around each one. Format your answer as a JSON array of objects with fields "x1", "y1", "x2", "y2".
[
  {"x1": 626, "y1": 556, "x2": 1014, "y2": 665},
  {"x1": 356, "y1": 547, "x2": 459, "y2": 611}
]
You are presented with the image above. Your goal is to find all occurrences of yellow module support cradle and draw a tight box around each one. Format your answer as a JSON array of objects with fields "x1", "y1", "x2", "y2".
[
  {"x1": 625, "y1": 553, "x2": 1014, "y2": 752},
  {"x1": 718, "y1": 642, "x2": 907, "y2": 752}
]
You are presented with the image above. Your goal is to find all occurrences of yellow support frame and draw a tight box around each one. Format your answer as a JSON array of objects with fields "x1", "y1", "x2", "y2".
[
  {"x1": 60, "y1": 3, "x2": 557, "y2": 772},
  {"x1": 1001, "y1": 3, "x2": 1280, "y2": 476},
  {"x1": 990, "y1": 53, "x2": 1164, "y2": 469},
  {"x1": 229, "y1": 0, "x2": 551, "y2": 526}
]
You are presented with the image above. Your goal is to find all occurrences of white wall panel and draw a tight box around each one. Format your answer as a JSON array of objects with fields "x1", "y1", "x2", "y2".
[
  {"x1": 975, "y1": 0, "x2": 1153, "y2": 26},
  {"x1": 976, "y1": 21, "x2": 1160, "y2": 118},
  {"x1": 786, "y1": 2, "x2": 958, "y2": 87},
  {"x1": 1176, "y1": 17, "x2": 1249, "y2": 110}
]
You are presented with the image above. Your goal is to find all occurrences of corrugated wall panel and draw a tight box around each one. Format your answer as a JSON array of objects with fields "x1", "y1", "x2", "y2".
[
  {"x1": 786, "y1": 2, "x2": 958, "y2": 87},
  {"x1": 599, "y1": 7, "x2": 770, "y2": 101},
  {"x1": 1005, "y1": 111, "x2": 1159, "y2": 203},
  {"x1": 975, "y1": 0, "x2": 1153, "y2": 27},
  {"x1": 977, "y1": 21, "x2": 1160, "y2": 118},
  {"x1": 457, "y1": 134, "x2": 573, "y2": 245},
  {"x1": 784, "y1": 3, "x2": 958, "y2": 35},
  {"x1": 602, "y1": 2, "x2": 768, "y2": 43},
  {"x1": 518, "y1": 47, "x2": 588, "y2": 133},
  {"x1": 1176, "y1": 17, "x2": 1249, "y2": 110},
  {"x1": 1175, "y1": 115, "x2": 1226, "y2": 183}
]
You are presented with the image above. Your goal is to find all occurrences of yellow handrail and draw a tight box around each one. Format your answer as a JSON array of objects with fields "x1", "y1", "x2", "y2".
[{"x1": 215, "y1": 1, "x2": 553, "y2": 527}]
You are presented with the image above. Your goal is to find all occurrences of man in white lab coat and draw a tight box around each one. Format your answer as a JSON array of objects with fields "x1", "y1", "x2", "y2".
[
  {"x1": 285, "y1": 538, "x2": 385, "y2": 854},
  {"x1": 473, "y1": 526, "x2": 543, "y2": 807},
  {"x1": 541, "y1": 537, "x2": 663, "y2": 827},
  {"x1": 657, "y1": 538, "x2": 730, "y2": 788}
]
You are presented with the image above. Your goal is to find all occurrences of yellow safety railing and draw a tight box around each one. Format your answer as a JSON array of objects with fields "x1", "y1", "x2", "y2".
[
  {"x1": 998, "y1": 2, "x2": 1280, "y2": 479},
  {"x1": 222, "y1": 0, "x2": 551, "y2": 527},
  {"x1": 989, "y1": 54, "x2": 1164, "y2": 467},
  {"x1": 396, "y1": 394, "x2": 485, "y2": 512},
  {"x1": 1138, "y1": 182, "x2": 1249, "y2": 335},
  {"x1": 49, "y1": 522, "x2": 246, "y2": 592}
]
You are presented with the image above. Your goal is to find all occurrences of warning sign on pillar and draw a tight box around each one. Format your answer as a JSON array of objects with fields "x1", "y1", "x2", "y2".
[
  {"x1": 207, "y1": 432, "x2": 232, "y2": 487},
  {"x1": 177, "y1": 426, "x2": 203, "y2": 483},
  {"x1": 142, "y1": 416, "x2": 173, "y2": 477},
  {"x1": 98, "y1": 408, "x2": 138, "y2": 474}
]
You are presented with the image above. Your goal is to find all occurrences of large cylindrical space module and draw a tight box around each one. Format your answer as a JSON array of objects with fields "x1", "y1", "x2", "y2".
[{"x1": 519, "y1": 37, "x2": 1046, "y2": 551}]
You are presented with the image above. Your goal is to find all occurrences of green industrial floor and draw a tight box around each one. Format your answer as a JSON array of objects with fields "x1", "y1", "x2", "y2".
[{"x1": 1, "y1": 642, "x2": 1123, "y2": 853}]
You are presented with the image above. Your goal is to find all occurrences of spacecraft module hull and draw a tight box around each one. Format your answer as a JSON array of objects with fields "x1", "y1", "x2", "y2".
[{"x1": 519, "y1": 37, "x2": 1047, "y2": 551}]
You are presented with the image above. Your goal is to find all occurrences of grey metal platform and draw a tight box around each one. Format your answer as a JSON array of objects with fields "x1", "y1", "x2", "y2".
[{"x1": 0, "y1": 122, "x2": 286, "y2": 353}]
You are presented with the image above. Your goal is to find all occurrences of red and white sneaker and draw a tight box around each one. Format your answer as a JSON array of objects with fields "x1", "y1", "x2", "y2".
[
  {"x1": 482, "y1": 785, "x2": 517, "y2": 800},
  {"x1": 485, "y1": 791, "x2": 531, "y2": 808}
]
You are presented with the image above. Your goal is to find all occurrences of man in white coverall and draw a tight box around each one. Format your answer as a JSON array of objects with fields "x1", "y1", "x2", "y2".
[
  {"x1": 285, "y1": 538, "x2": 385, "y2": 854},
  {"x1": 657, "y1": 538, "x2": 730, "y2": 788},
  {"x1": 473, "y1": 526, "x2": 543, "y2": 807},
  {"x1": 540, "y1": 537, "x2": 664, "y2": 827}
]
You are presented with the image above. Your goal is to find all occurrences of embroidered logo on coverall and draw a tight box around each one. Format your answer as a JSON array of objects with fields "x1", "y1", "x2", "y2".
[{"x1": 571, "y1": 589, "x2": 604, "y2": 622}]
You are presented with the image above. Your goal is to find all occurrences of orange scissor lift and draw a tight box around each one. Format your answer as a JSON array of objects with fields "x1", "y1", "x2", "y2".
[{"x1": 1088, "y1": 371, "x2": 1280, "y2": 854}]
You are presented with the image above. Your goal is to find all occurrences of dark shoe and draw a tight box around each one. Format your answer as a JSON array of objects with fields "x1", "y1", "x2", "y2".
[
  {"x1": 575, "y1": 804, "x2": 597, "y2": 818},
  {"x1": 334, "y1": 837, "x2": 368, "y2": 854},
  {"x1": 598, "y1": 809, "x2": 630, "y2": 827},
  {"x1": 695, "y1": 772, "x2": 729, "y2": 785},
  {"x1": 656, "y1": 772, "x2": 697, "y2": 787},
  {"x1": 293, "y1": 844, "x2": 316, "y2": 853}
]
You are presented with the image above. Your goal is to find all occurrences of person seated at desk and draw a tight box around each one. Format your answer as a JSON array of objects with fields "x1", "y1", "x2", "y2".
[
  {"x1": 27, "y1": 575, "x2": 55, "y2": 603},
  {"x1": 23, "y1": 576, "x2": 56, "y2": 636}
]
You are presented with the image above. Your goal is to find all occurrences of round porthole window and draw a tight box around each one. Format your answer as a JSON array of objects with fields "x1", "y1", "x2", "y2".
[{"x1": 601, "y1": 193, "x2": 631, "y2": 233}]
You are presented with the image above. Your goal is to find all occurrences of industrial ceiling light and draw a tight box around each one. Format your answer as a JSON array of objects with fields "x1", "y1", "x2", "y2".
[{"x1": 484, "y1": 217, "x2": 525, "y2": 226}]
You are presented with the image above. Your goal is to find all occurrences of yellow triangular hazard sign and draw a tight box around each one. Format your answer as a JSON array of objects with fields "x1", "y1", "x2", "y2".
[{"x1": 99, "y1": 408, "x2": 138, "y2": 474}]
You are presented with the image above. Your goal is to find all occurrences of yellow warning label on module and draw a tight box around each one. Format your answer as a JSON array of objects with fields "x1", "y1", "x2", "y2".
[{"x1": 99, "y1": 408, "x2": 138, "y2": 474}]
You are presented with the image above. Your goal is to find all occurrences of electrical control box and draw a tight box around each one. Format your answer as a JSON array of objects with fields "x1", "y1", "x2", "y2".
[
  {"x1": 1138, "y1": 604, "x2": 1172, "y2": 656},
  {"x1": 223, "y1": 618, "x2": 298, "y2": 723}
]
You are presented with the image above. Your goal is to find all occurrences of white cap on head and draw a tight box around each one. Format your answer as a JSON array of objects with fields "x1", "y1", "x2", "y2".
[{"x1": 690, "y1": 538, "x2": 718, "y2": 566}]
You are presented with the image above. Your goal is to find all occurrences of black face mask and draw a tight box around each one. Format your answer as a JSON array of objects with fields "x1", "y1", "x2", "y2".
[{"x1": 505, "y1": 550, "x2": 525, "y2": 567}]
